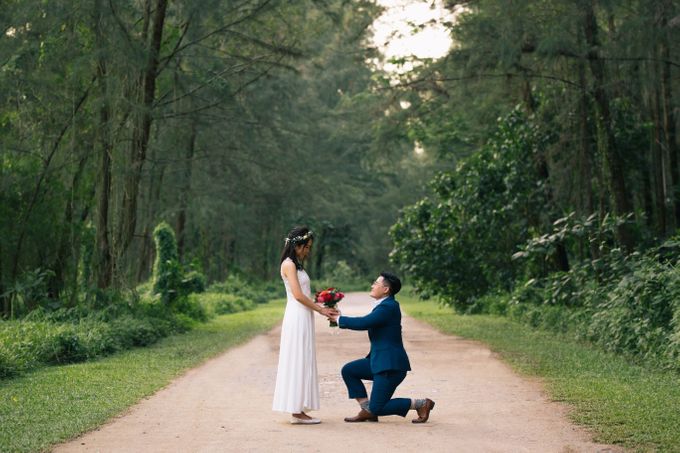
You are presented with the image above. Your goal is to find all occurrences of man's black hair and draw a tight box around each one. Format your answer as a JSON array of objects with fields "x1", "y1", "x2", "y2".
[{"x1": 380, "y1": 271, "x2": 402, "y2": 296}]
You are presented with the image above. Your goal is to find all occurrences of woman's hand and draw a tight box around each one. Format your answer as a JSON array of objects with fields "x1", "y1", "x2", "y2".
[{"x1": 318, "y1": 307, "x2": 338, "y2": 319}]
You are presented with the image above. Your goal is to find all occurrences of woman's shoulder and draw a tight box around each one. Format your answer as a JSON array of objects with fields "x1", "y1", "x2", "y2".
[{"x1": 281, "y1": 258, "x2": 296, "y2": 272}]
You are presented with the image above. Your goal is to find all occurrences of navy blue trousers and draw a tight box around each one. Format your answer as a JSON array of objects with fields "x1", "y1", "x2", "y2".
[{"x1": 341, "y1": 358, "x2": 411, "y2": 417}]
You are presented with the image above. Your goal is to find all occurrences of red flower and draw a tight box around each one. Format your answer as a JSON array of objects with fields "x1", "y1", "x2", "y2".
[
  {"x1": 314, "y1": 287, "x2": 344, "y2": 327},
  {"x1": 315, "y1": 287, "x2": 344, "y2": 306}
]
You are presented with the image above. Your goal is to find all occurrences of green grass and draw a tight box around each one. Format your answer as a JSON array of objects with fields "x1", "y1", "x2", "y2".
[
  {"x1": 400, "y1": 296, "x2": 680, "y2": 453},
  {"x1": 0, "y1": 301, "x2": 284, "y2": 453}
]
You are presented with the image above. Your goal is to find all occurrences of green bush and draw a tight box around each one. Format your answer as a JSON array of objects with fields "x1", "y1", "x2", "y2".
[
  {"x1": 182, "y1": 271, "x2": 207, "y2": 295},
  {"x1": 150, "y1": 222, "x2": 207, "y2": 314},
  {"x1": 584, "y1": 257, "x2": 678, "y2": 364},
  {"x1": 472, "y1": 251, "x2": 680, "y2": 370},
  {"x1": 390, "y1": 108, "x2": 551, "y2": 310},
  {"x1": 193, "y1": 292, "x2": 255, "y2": 315},
  {"x1": 207, "y1": 275, "x2": 272, "y2": 304},
  {"x1": 172, "y1": 295, "x2": 209, "y2": 322},
  {"x1": 106, "y1": 316, "x2": 163, "y2": 348},
  {"x1": 0, "y1": 304, "x2": 192, "y2": 379},
  {"x1": 314, "y1": 260, "x2": 366, "y2": 292},
  {"x1": 0, "y1": 264, "x2": 217, "y2": 380},
  {"x1": 3, "y1": 268, "x2": 55, "y2": 317}
]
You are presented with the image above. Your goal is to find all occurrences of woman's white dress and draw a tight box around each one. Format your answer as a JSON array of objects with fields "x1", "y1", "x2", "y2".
[{"x1": 272, "y1": 260, "x2": 320, "y2": 413}]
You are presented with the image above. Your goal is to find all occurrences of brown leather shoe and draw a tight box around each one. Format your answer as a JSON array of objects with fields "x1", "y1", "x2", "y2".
[
  {"x1": 344, "y1": 409, "x2": 378, "y2": 423},
  {"x1": 412, "y1": 398, "x2": 435, "y2": 423}
]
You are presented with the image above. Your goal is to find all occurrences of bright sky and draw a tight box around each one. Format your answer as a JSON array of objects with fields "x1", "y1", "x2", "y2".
[{"x1": 370, "y1": 0, "x2": 457, "y2": 73}]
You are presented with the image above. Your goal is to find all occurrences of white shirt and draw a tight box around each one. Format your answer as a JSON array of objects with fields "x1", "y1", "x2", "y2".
[{"x1": 373, "y1": 296, "x2": 387, "y2": 306}]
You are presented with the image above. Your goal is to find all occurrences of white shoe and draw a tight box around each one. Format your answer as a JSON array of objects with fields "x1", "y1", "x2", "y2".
[{"x1": 290, "y1": 416, "x2": 321, "y2": 425}]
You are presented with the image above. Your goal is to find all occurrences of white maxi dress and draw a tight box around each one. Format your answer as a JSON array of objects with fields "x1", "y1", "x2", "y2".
[{"x1": 272, "y1": 260, "x2": 320, "y2": 413}]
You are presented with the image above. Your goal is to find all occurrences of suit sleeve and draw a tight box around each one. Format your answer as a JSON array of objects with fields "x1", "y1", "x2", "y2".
[{"x1": 338, "y1": 304, "x2": 391, "y2": 330}]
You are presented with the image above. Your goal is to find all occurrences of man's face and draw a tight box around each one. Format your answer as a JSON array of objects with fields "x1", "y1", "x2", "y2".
[{"x1": 369, "y1": 276, "x2": 390, "y2": 299}]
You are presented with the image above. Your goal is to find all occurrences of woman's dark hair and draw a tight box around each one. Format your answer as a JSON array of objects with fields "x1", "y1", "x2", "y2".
[
  {"x1": 380, "y1": 271, "x2": 402, "y2": 296},
  {"x1": 280, "y1": 226, "x2": 314, "y2": 270}
]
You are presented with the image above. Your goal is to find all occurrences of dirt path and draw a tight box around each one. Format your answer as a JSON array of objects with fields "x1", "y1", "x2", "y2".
[{"x1": 54, "y1": 293, "x2": 620, "y2": 453}]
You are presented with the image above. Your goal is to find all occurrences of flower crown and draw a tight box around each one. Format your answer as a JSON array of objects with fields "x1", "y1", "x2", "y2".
[{"x1": 285, "y1": 230, "x2": 314, "y2": 245}]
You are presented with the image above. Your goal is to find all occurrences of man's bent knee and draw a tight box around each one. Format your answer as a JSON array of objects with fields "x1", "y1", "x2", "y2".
[{"x1": 341, "y1": 363, "x2": 354, "y2": 379}]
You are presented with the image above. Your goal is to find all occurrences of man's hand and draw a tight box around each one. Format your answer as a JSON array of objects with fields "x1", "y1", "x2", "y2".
[
  {"x1": 319, "y1": 307, "x2": 340, "y2": 320},
  {"x1": 329, "y1": 309, "x2": 341, "y2": 324}
]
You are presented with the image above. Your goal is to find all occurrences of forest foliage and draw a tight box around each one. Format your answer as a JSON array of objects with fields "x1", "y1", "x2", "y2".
[
  {"x1": 389, "y1": 0, "x2": 680, "y2": 369},
  {"x1": 0, "y1": 0, "x2": 437, "y2": 320},
  {"x1": 3, "y1": 0, "x2": 680, "y2": 371}
]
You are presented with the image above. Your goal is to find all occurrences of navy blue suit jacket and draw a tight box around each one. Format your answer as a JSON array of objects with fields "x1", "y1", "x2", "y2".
[{"x1": 338, "y1": 296, "x2": 411, "y2": 374}]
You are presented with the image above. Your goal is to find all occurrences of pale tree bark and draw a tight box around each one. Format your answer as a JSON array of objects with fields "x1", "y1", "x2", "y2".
[{"x1": 117, "y1": 0, "x2": 168, "y2": 262}]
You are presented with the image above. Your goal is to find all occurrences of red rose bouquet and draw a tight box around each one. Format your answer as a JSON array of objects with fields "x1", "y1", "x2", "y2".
[{"x1": 315, "y1": 287, "x2": 344, "y2": 327}]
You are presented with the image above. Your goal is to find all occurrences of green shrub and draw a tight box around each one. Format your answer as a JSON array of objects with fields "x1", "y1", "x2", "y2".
[
  {"x1": 3, "y1": 268, "x2": 55, "y2": 317},
  {"x1": 173, "y1": 295, "x2": 209, "y2": 322},
  {"x1": 584, "y1": 258, "x2": 678, "y2": 365},
  {"x1": 0, "y1": 303, "x2": 194, "y2": 379},
  {"x1": 170, "y1": 313, "x2": 198, "y2": 332},
  {"x1": 152, "y1": 222, "x2": 183, "y2": 306},
  {"x1": 0, "y1": 346, "x2": 18, "y2": 378},
  {"x1": 667, "y1": 304, "x2": 680, "y2": 365},
  {"x1": 314, "y1": 260, "x2": 366, "y2": 292},
  {"x1": 390, "y1": 108, "x2": 552, "y2": 310},
  {"x1": 182, "y1": 271, "x2": 207, "y2": 295},
  {"x1": 150, "y1": 222, "x2": 207, "y2": 314},
  {"x1": 207, "y1": 275, "x2": 272, "y2": 304},
  {"x1": 193, "y1": 292, "x2": 255, "y2": 315},
  {"x1": 472, "y1": 251, "x2": 680, "y2": 370},
  {"x1": 44, "y1": 324, "x2": 88, "y2": 364},
  {"x1": 105, "y1": 316, "x2": 159, "y2": 348}
]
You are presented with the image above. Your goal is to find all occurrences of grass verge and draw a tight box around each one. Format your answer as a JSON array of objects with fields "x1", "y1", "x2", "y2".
[
  {"x1": 400, "y1": 296, "x2": 680, "y2": 453},
  {"x1": 0, "y1": 301, "x2": 284, "y2": 453}
]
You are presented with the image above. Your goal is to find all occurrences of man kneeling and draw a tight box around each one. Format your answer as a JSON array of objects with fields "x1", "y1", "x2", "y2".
[{"x1": 330, "y1": 272, "x2": 435, "y2": 423}]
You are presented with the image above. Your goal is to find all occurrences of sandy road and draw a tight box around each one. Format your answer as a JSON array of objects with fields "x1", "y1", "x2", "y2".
[{"x1": 54, "y1": 293, "x2": 620, "y2": 453}]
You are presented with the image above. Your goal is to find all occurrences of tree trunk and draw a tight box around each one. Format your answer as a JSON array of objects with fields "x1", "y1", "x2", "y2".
[
  {"x1": 582, "y1": 1, "x2": 635, "y2": 250},
  {"x1": 10, "y1": 84, "x2": 93, "y2": 287},
  {"x1": 577, "y1": 61, "x2": 595, "y2": 218},
  {"x1": 260, "y1": 219, "x2": 270, "y2": 279},
  {"x1": 177, "y1": 123, "x2": 197, "y2": 260},
  {"x1": 652, "y1": 81, "x2": 671, "y2": 237},
  {"x1": 0, "y1": 242, "x2": 6, "y2": 318},
  {"x1": 94, "y1": 0, "x2": 113, "y2": 289},
  {"x1": 657, "y1": 1, "x2": 680, "y2": 227},
  {"x1": 49, "y1": 151, "x2": 89, "y2": 301},
  {"x1": 117, "y1": 0, "x2": 168, "y2": 259},
  {"x1": 576, "y1": 59, "x2": 600, "y2": 260},
  {"x1": 521, "y1": 76, "x2": 570, "y2": 272},
  {"x1": 137, "y1": 123, "x2": 166, "y2": 283}
]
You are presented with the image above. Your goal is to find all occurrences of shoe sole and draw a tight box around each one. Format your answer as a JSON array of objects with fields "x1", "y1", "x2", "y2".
[{"x1": 290, "y1": 419, "x2": 321, "y2": 425}]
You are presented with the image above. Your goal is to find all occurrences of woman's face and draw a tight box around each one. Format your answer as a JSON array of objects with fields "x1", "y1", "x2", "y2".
[{"x1": 294, "y1": 240, "x2": 313, "y2": 260}]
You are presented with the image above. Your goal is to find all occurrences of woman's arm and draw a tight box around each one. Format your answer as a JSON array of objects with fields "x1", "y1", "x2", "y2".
[{"x1": 281, "y1": 260, "x2": 334, "y2": 317}]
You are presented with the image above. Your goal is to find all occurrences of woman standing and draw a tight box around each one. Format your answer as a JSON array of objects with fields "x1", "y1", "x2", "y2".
[{"x1": 272, "y1": 226, "x2": 335, "y2": 424}]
